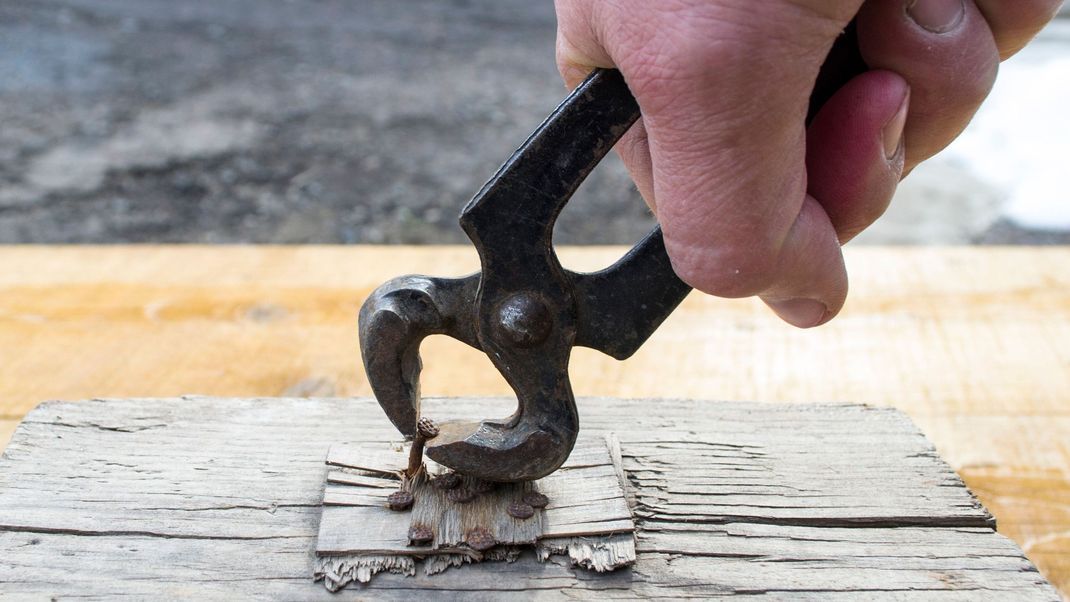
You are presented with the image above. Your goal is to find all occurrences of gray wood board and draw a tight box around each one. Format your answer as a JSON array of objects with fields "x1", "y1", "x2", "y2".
[{"x1": 0, "y1": 396, "x2": 1058, "y2": 600}]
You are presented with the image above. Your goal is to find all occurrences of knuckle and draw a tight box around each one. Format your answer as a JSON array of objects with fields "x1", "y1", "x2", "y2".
[
  {"x1": 553, "y1": 0, "x2": 612, "y2": 81},
  {"x1": 555, "y1": 24, "x2": 591, "y2": 72},
  {"x1": 624, "y1": 24, "x2": 743, "y2": 98},
  {"x1": 609, "y1": 5, "x2": 763, "y2": 106},
  {"x1": 555, "y1": 44, "x2": 587, "y2": 83},
  {"x1": 617, "y1": 13, "x2": 825, "y2": 127},
  {"x1": 659, "y1": 162, "x2": 807, "y2": 300},
  {"x1": 666, "y1": 235, "x2": 780, "y2": 299}
]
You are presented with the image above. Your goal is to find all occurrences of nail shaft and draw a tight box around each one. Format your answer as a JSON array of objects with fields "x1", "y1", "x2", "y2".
[{"x1": 406, "y1": 433, "x2": 425, "y2": 477}]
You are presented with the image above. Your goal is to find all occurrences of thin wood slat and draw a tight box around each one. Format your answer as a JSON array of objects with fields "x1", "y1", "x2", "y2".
[
  {"x1": 322, "y1": 443, "x2": 548, "y2": 548},
  {"x1": 314, "y1": 435, "x2": 635, "y2": 589},
  {"x1": 0, "y1": 396, "x2": 1058, "y2": 599}
]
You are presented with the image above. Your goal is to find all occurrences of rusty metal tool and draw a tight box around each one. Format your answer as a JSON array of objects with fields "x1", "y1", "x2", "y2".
[{"x1": 359, "y1": 69, "x2": 692, "y2": 482}]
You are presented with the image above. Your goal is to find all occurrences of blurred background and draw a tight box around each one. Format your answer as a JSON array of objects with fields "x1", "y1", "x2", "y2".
[{"x1": 1, "y1": 0, "x2": 1067, "y2": 245}]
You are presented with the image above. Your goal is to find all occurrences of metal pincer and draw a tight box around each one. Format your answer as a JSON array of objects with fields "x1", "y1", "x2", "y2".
[{"x1": 359, "y1": 69, "x2": 692, "y2": 482}]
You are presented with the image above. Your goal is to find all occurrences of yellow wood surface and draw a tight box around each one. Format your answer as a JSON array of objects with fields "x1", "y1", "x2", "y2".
[{"x1": 0, "y1": 245, "x2": 1068, "y2": 594}]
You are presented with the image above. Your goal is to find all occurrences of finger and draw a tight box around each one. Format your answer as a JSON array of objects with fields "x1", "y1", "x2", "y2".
[
  {"x1": 757, "y1": 196, "x2": 847, "y2": 328},
  {"x1": 760, "y1": 71, "x2": 910, "y2": 324},
  {"x1": 614, "y1": 118, "x2": 657, "y2": 212},
  {"x1": 556, "y1": 1, "x2": 657, "y2": 209},
  {"x1": 972, "y1": 0, "x2": 1063, "y2": 60},
  {"x1": 554, "y1": 0, "x2": 613, "y2": 89},
  {"x1": 556, "y1": 0, "x2": 862, "y2": 327},
  {"x1": 632, "y1": 8, "x2": 854, "y2": 311},
  {"x1": 856, "y1": 0, "x2": 1000, "y2": 170},
  {"x1": 806, "y1": 70, "x2": 910, "y2": 242}
]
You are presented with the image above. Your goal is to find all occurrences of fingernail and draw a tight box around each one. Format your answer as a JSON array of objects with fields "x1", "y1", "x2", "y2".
[
  {"x1": 882, "y1": 89, "x2": 909, "y2": 159},
  {"x1": 907, "y1": 0, "x2": 965, "y2": 34},
  {"x1": 766, "y1": 298, "x2": 829, "y2": 328}
]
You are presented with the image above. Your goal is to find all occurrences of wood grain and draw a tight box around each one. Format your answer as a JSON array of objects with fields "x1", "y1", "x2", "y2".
[
  {"x1": 0, "y1": 397, "x2": 1058, "y2": 599},
  {"x1": 0, "y1": 245, "x2": 1068, "y2": 593}
]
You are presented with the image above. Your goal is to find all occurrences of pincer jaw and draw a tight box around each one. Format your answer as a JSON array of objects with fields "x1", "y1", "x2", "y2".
[{"x1": 424, "y1": 418, "x2": 577, "y2": 482}]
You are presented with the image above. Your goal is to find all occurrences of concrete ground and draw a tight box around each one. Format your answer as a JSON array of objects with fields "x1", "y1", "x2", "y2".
[{"x1": 1, "y1": 0, "x2": 1067, "y2": 245}]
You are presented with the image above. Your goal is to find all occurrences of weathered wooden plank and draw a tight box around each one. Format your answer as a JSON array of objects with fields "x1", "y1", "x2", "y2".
[
  {"x1": 0, "y1": 526, "x2": 1054, "y2": 599},
  {"x1": 0, "y1": 397, "x2": 992, "y2": 538},
  {"x1": 0, "y1": 397, "x2": 1058, "y2": 599}
]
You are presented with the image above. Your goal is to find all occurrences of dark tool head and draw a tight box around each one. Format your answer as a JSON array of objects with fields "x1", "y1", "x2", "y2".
[{"x1": 359, "y1": 69, "x2": 691, "y2": 482}]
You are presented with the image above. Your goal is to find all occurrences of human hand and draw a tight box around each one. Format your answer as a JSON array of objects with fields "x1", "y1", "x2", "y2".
[{"x1": 555, "y1": 0, "x2": 1061, "y2": 326}]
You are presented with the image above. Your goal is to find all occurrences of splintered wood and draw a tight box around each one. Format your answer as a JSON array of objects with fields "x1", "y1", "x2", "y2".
[{"x1": 314, "y1": 434, "x2": 636, "y2": 590}]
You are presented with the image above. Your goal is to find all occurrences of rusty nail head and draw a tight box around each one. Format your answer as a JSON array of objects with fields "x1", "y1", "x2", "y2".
[
  {"x1": 522, "y1": 491, "x2": 549, "y2": 508},
  {"x1": 408, "y1": 524, "x2": 434, "y2": 545},
  {"x1": 507, "y1": 501, "x2": 535, "y2": 520},
  {"x1": 446, "y1": 488, "x2": 475, "y2": 504},
  {"x1": 465, "y1": 527, "x2": 496, "y2": 551},
  {"x1": 387, "y1": 490, "x2": 414, "y2": 511},
  {"x1": 417, "y1": 417, "x2": 439, "y2": 439},
  {"x1": 433, "y1": 472, "x2": 461, "y2": 490}
]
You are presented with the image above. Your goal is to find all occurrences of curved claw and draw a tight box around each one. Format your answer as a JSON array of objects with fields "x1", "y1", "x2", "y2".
[{"x1": 358, "y1": 274, "x2": 479, "y2": 437}]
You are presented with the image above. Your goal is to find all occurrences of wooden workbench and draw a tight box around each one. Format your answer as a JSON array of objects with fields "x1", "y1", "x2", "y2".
[{"x1": 0, "y1": 246, "x2": 1068, "y2": 595}]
